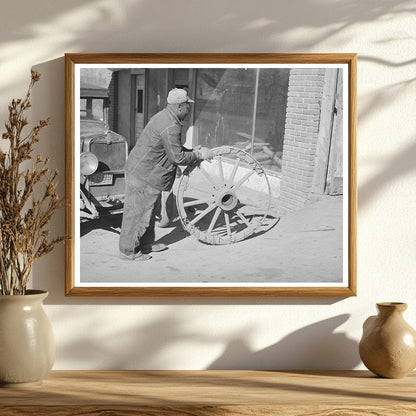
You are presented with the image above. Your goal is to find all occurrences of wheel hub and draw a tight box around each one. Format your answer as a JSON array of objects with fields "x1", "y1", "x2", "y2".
[{"x1": 216, "y1": 189, "x2": 238, "y2": 211}]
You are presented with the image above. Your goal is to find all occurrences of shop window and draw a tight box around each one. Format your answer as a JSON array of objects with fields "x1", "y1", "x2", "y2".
[{"x1": 194, "y1": 68, "x2": 289, "y2": 173}]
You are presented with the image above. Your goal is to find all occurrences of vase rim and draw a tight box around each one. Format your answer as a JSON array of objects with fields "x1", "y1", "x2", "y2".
[
  {"x1": 377, "y1": 302, "x2": 407, "y2": 311},
  {"x1": 0, "y1": 290, "x2": 48, "y2": 300},
  {"x1": 24, "y1": 290, "x2": 48, "y2": 296}
]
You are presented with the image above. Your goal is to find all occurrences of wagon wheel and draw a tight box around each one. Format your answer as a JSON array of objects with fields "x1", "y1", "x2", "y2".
[{"x1": 176, "y1": 146, "x2": 272, "y2": 245}]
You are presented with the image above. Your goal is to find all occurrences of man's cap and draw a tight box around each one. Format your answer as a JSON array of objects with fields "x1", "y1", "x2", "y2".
[{"x1": 167, "y1": 88, "x2": 195, "y2": 104}]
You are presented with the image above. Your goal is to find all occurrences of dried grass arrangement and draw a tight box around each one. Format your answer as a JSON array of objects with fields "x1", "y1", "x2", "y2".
[{"x1": 0, "y1": 71, "x2": 65, "y2": 295}]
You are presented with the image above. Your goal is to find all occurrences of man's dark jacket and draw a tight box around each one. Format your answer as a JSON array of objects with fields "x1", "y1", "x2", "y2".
[{"x1": 125, "y1": 107, "x2": 199, "y2": 191}]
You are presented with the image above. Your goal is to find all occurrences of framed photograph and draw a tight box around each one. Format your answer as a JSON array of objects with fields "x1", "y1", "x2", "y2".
[{"x1": 65, "y1": 53, "x2": 356, "y2": 296}]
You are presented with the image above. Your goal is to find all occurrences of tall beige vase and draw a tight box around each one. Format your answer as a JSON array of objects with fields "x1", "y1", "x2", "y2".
[
  {"x1": 359, "y1": 302, "x2": 416, "y2": 378},
  {"x1": 0, "y1": 290, "x2": 55, "y2": 387}
]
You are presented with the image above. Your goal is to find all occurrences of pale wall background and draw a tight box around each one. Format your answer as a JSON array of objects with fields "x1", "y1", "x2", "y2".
[{"x1": 0, "y1": 0, "x2": 415, "y2": 370}]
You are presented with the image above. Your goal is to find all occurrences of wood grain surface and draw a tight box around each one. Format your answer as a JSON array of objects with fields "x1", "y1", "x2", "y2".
[{"x1": 1, "y1": 370, "x2": 415, "y2": 415}]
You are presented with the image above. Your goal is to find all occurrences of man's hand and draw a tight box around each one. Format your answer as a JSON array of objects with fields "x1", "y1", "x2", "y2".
[{"x1": 196, "y1": 147, "x2": 214, "y2": 161}]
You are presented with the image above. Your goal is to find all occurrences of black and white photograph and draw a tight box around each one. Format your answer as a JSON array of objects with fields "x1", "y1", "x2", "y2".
[{"x1": 65, "y1": 54, "x2": 356, "y2": 296}]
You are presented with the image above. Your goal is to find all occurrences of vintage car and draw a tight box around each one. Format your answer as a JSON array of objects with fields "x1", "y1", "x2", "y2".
[{"x1": 79, "y1": 85, "x2": 128, "y2": 221}]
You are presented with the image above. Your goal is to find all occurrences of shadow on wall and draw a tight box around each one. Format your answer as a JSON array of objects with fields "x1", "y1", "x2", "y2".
[
  {"x1": 53, "y1": 309, "x2": 359, "y2": 370},
  {"x1": 358, "y1": 138, "x2": 416, "y2": 210},
  {"x1": 208, "y1": 314, "x2": 360, "y2": 370},
  {"x1": 30, "y1": 56, "x2": 67, "y2": 301},
  {"x1": 52, "y1": 304, "x2": 359, "y2": 369},
  {"x1": 54, "y1": 311, "x2": 215, "y2": 369},
  {"x1": 0, "y1": 0, "x2": 414, "y2": 97},
  {"x1": 0, "y1": 1, "x2": 413, "y2": 51}
]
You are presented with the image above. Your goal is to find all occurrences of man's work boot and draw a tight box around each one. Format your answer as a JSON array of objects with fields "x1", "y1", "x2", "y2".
[
  {"x1": 141, "y1": 243, "x2": 168, "y2": 254},
  {"x1": 119, "y1": 251, "x2": 152, "y2": 261}
]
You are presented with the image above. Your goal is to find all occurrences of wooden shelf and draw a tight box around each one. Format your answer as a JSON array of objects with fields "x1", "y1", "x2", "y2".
[{"x1": 1, "y1": 370, "x2": 415, "y2": 415}]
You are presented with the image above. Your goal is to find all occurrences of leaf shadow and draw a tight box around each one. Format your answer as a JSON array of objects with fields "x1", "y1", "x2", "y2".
[{"x1": 208, "y1": 314, "x2": 360, "y2": 370}]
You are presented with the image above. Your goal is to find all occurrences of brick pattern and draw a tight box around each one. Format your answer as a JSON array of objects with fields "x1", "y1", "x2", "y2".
[
  {"x1": 278, "y1": 69, "x2": 325, "y2": 213},
  {"x1": 108, "y1": 72, "x2": 118, "y2": 132}
]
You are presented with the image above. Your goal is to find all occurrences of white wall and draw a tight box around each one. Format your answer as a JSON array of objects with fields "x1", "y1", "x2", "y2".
[{"x1": 0, "y1": 0, "x2": 415, "y2": 370}]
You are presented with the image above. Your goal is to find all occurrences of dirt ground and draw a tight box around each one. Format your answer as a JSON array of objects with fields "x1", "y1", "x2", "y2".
[{"x1": 80, "y1": 194, "x2": 344, "y2": 285}]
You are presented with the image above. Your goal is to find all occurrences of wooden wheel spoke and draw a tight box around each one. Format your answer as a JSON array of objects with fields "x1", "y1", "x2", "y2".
[
  {"x1": 228, "y1": 158, "x2": 241, "y2": 186},
  {"x1": 183, "y1": 198, "x2": 212, "y2": 208},
  {"x1": 232, "y1": 170, "x2": 255, "y2": 192},
  {"x1": 236, "y1": 211, "x2": 252, "y2": 227},
  {"x1": 217, "y1": 156, "x2": 225, "y2": 186},
  {"x1": 207, "y1": 207, "x2": 222, "y2": 234},
  {"x1": 199, "y1": 166, "x2": 217, "y2": 188},
  {"x1": 189, "y1": 203, "x2": 217, "y2": 226},
  {"x1": 224, "y1": 212, "x2": 232, "y2": 237}
]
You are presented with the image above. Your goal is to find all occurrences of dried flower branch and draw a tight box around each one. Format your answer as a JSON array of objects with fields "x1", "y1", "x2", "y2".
[{"x1": 0, "y1": 71, "x2": 66, "y2": 295}]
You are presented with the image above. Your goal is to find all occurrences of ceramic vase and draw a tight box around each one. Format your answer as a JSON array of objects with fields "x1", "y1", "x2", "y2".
[
  {"x1": 0, "y1": 290, "x2": 55, "y2": 387},
  {"x1": 359, "y1": 302, "x2": 416, "y2": 378}
]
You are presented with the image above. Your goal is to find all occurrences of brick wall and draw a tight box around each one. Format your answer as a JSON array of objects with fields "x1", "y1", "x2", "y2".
[
  {"x1": 108, "y1": 71, "x2": 118, "y2": 133},
  {"x1": 278, "y1": 68, "x2": 325, "y2": 213}
]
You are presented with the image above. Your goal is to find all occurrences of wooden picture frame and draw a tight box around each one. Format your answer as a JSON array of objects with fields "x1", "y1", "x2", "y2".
[{"x1": 65, "y1": 53, "x2": 356, "y2": 296}]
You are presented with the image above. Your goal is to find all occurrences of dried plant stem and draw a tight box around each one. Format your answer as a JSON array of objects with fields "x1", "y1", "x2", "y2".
[{"x1": 0, "y1": 71, "x2": 66, "y2": 295}]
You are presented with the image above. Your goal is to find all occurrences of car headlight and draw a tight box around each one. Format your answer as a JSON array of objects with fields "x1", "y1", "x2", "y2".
[{"x1": 80, "y1": 152, "x2": 99, "y2": 176}]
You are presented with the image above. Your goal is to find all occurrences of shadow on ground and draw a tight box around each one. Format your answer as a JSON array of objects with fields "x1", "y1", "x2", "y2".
[{"x1": 81, "y1": 213, "x2": 123, "y2": 237}]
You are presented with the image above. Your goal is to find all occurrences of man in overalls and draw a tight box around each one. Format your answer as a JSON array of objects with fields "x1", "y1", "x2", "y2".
[{"x1": 119, "y1": 89, "x2": 213, "y2": 260}]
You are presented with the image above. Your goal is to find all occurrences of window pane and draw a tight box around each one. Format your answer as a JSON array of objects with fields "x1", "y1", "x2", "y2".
[
  {"x1": 173, "y1": 69, "x2": 189, "y2": 89},
  {"x1": 194, "y1": 68, "x2": 255, "y2": 149},
  {"x1": 91, "y1": 98, "x2": 105, "y2": 121},
  {"x1": 147, "y1": 69, "x2": 168, "y2": 119},
  {"x1": 194, "y1": 68, "x2": 289, "y2": 174},
  {"x1": 80, "y1": 98, "x2": 87, "y2": 118}
]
